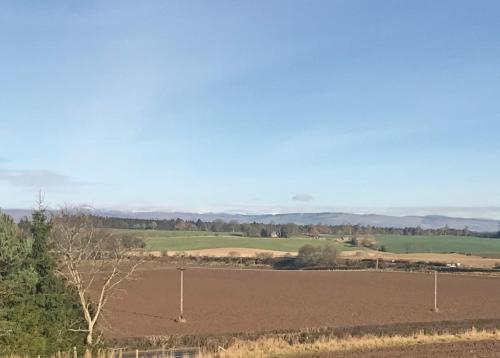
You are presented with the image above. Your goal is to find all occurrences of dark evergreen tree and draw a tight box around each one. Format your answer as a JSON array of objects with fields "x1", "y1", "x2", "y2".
[
  {"x1": 0, "y1": 211, "x2": 45, "y2": 354},
  {"x1": 29, "y1": 206, "x2": 87, "y2": 353},
  {"x1": 0, "y1": 208, "x2": 86, "y2": 355}
]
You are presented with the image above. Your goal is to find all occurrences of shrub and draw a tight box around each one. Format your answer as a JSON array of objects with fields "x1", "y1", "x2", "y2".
[
  {"x1": 296, "y1": 244, "x2": 337, "y2": 268},
  {"x1": 358, "y1": 236, "x2": 379, "y2": 250},
  {"x1": 255, "y1": 252, "x2": 273, "y2": 260},
  {"x1": 321, "y1": 244, "x2": 337, "y2": 266},
  {"x1": 121, "y1": 233, "x2": 146, "y2": 248},
  {"x1": 297, "y1": 244, "x2": 321, "y2": 266},
  {"x1": 350, "y1": 236, "x2": 379, "y2": 250}
]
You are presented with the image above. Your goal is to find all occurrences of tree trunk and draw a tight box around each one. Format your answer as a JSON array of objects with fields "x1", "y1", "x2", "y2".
[{"x1": 86, "y1": 329, "x2": 93, "y2": 346}]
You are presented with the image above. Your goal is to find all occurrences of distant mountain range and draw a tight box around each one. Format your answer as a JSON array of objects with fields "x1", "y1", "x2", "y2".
[{"x1": 3, "y1": 208, "x2": 500, "y2": 233}]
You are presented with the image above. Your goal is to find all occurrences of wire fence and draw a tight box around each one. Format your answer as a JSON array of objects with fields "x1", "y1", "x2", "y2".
[{"x1": 113, "y1": 348, "x2": 200, "y2": 358}]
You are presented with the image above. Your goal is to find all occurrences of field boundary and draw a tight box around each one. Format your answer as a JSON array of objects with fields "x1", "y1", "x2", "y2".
[
  {"x1": 204, "y1": 327, "x2": 500, "y2": 357},
  {"x1": 136, "y1": 262, "x2": 500, "y2": 277},
  {"x1": 107, "y1": 318, "x2": 500, "y2": 352}
]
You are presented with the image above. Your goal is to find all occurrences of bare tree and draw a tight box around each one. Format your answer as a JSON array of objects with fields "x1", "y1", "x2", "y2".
[{"x1": 50, "y1": 209, "x2": 143, "y2": 346}]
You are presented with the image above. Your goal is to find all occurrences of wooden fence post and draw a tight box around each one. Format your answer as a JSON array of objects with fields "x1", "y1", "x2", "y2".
[{"x1": 433, "y1": 270, "x2": 439, "y2": 312}]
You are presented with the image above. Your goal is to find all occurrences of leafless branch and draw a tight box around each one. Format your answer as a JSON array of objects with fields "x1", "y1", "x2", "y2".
[{"x1": 50, "y1": 207, "x2": 144, "y2": 346}]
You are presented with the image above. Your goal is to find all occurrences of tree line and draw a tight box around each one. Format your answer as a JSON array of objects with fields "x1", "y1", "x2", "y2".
[{"x1": 81, "y1": 215, "x2": 500, "y2": 238}]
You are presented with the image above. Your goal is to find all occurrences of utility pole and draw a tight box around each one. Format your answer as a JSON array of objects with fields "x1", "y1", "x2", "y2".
[
  {"x1": 176, "y1": 267, "x2": 187, "y2": 323},
  {"x1": 433, "y1": 270, "x2": 439, "y2": 313}
]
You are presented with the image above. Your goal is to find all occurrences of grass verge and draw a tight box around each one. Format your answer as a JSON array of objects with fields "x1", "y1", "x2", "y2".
[{"x1": 200, "y1": 327, "x2": 500, "y2": 357}]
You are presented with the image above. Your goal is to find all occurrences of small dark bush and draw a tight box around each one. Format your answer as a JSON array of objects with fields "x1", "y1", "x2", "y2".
[
  {"x1": 121, "y1": 233, "x2": 146, "y2": 248},
  {"x1": 296, "y1": 244, "x2": 337, "y2": 268}
]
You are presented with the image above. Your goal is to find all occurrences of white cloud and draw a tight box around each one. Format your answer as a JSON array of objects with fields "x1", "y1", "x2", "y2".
[
  {"x1": 0, "y1": 168, "x2": 84, "y2": 189},
  {"x1": 292, "y1": 193, "x2": 315, "y2": 202}
]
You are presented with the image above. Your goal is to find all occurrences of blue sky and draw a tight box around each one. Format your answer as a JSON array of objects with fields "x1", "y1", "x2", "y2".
[{"x1": 1, "y1": 1, "x2": 500, "y2": 217}]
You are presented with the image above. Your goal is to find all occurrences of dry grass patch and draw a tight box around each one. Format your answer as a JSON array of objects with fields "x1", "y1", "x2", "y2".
[{"x1": 201, "y1": 328, "x2": 500, "y2": 358}]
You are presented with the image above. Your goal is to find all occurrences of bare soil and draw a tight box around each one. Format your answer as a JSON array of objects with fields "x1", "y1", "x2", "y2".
[
  {"x1": 101, "y1": 267, "x2": 500, "y2": 338},
  {"x1": 299, "y1": 340, "x2": 500, "y2": 357}
]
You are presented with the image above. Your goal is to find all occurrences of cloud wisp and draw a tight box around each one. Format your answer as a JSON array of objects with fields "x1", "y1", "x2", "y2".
[
  {"x1": 292, "y1": 193, "x2": 315, "y2": 202},
  {"x1": 0, "y1": 168, "x2": 84, "y2": 190}
]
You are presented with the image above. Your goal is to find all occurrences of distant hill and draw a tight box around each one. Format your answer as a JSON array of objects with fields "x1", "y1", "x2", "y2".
[{"x1": 3, "y1": 208, "x2": 499, "y2": 233}]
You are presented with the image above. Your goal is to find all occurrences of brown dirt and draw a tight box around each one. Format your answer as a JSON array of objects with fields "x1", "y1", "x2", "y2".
[
  {"x1": 101, "y1": 267, "x2": 500, "y2": 338},
  {"x1": 299, "y1": 340, "x2": 500, "y2": 357}
]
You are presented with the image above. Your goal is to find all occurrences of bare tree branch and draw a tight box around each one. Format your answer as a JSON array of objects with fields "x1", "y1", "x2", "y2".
[{"x1": 50, "y1": 207, "x2": 144, "y2": 346}]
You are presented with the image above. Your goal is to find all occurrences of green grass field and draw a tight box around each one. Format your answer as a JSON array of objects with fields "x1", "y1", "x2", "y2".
[
  {"x1": 375, "y1": 235, "x2": 500, "y2": 256},
  {"x1": 115, "y1": 229, "x2": 500, "y2": 257},
  {"x1": 116, "y1": 229, "x2": 354, "y2": 252}
]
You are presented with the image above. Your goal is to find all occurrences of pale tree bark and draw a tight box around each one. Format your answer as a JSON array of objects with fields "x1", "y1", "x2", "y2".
[{"x1": 50, "y1": 208, "x2": 143, "y2": 346}]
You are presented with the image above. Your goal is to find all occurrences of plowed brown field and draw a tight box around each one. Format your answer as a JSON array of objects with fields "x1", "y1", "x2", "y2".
[
  {"x1": 299, "y1": 340, "x2": 500, "y2": 358},
  {"x1": 102, "y1": 267, "x2": 500, "y2": 338}
]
